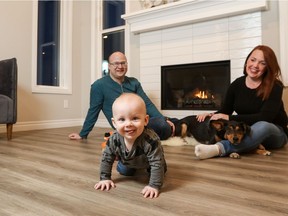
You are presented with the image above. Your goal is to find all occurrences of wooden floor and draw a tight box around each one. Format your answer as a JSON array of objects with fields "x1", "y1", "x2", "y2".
[{"x1": 0, "y1": 127, "x2": 287, "y2": 216}]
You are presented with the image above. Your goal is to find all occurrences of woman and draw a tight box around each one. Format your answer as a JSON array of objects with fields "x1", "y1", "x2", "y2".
[{"x1": 195, "y1": 45, "x2": 288, "y2": 159}]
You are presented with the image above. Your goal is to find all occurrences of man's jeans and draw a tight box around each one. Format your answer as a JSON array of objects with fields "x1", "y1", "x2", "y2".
[{"x1": 147, "y1": 116, "x2": 172, "y2": 140}]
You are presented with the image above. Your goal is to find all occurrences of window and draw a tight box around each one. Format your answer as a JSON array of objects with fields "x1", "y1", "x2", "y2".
[
  {"x1": 103, "y1": 0, "x2": 125, "y2": 29},
  {"x1": 32, "y1": 0, "x2": 72, "y2": 94},
  {"x1": 102, "y1": 30, "x2": 125, "y2": 76},
  {"x1": 101, "y1": 0, "x2": 125, "y2": 76},
  {"x1": 37, "y1": 1, "x2": 60, "y2": 86}
]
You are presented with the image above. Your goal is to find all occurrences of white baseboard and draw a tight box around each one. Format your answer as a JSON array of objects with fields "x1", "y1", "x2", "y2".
[{"x1": 0, "y1": 118, "x2": 111, "y2": 133}]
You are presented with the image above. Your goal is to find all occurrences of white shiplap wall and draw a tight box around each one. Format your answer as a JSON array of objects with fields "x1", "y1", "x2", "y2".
[{"x1": 139, "y1": 12, "x2": 262, "y2": 119}]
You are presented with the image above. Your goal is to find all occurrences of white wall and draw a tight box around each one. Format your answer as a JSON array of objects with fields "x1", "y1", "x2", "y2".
[
  {"x1": 0, "y1": 1, "x2": 94, "y2": 133},
  {"x1": 139, "y1": 12, "x2": 262, "y2": 119}
]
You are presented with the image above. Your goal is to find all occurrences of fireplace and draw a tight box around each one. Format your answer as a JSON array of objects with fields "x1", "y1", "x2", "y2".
[{"x1": 161, "y1": 60, "x2": 230, "y2": 110}]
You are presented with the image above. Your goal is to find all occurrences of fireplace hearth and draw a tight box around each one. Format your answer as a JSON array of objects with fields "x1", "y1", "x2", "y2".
[{"x1": 161, "y1": 60, "x2": 230, "y2": 110}]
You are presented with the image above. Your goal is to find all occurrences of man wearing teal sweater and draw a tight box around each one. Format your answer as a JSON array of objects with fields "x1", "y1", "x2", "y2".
[{"x1": 69, "y1": 51, "x2": 175, "y2": 140}]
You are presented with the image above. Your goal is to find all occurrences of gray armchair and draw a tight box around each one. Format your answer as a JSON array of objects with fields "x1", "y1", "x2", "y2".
[{"x1": 0, "y1": 58, "x2": 17, "y2": 140}]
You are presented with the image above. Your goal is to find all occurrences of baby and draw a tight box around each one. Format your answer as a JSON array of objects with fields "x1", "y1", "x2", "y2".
[{"x1": 94, "y1": 93, "x2": 167, "y2": 198}]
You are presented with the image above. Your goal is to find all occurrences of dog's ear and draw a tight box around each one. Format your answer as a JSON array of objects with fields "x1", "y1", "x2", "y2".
[
  {"x1": 241, "y1": 122, "x2": 251, "y2": 135},
  {"x1": 210, "y1": 120, "x2": 226, "y2": 131}
]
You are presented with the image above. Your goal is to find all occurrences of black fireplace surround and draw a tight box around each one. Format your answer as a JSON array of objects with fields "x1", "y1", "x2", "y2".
[{"x1": 161, "y1": 60, "x2": 230, "y2": 110}]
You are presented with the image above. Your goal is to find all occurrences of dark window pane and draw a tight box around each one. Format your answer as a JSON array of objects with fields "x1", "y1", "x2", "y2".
[
  {"x1": 103, "y1": 0, "x2": 125, "y2": 29},
  {"x1": 37, "y1": 0, "x2": 60, "y2": 86},
  {"x1": 102, "y1": 30, "x2": 125, "y2": 76}
]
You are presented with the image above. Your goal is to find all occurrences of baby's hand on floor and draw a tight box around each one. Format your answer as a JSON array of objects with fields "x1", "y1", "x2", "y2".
[
  {"x1": 141, "y1": 185, "x2": 159, "y2": 198},
  {"x1": 94, "y1": 180, "x2": 116, "y2": 191}
]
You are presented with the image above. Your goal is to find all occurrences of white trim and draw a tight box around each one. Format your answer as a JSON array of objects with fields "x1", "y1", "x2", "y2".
[
  {"x1": 102, "y1": 25, "x2": 125, "y2": 34},
  {"x1": 31, "y1": 1, "x2": 73, "y2": 94},
  {"x1": 0, "y1": 119, "x2": 111, "y2": 133},
  {"x1": 91, "y1": 0, "x2": 97, "y2": 84},
  {"x1": 96, "y1": 0, "x2": 103, "y2": 83},
  {"x1": 122, "y1": 0, "x2": 268, "y2": 34},
  {"x1": 279, "y1": 0, "x2": 288, "y2": 86}
]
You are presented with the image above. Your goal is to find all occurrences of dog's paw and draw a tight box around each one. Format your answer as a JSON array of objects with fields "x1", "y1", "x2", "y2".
[
  {"x1": 263, "y1": 150, "x2": 271, "y2": 156},
  {"x1": 229, "y1": 152, "x2": 241, "y2": 159},
  {"x1": 256, "y1": 149, "x2": 271, "y2": 156},
  {"x1": 255, "y1": 144, "x2": 271, "y2": 156}
]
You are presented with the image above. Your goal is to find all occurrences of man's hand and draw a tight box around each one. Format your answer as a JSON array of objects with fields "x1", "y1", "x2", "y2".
[
  {"x1": 68, "y1": 133, "x2": 82, "y2": 140},
  {"x1": 94, "y1": 180, "x2": 116, "y2": 191},
  {"x1": 166, "y1": 120, "x2": 175, "y2": 136},
  {"x1": 141, "y1": 185, "x2": 159, "y2": 198}
]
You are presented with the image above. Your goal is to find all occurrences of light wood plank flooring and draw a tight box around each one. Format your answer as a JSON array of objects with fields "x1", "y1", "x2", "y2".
[{"x1": 0, "y1": 127, "x2": 287, "y2": 216}]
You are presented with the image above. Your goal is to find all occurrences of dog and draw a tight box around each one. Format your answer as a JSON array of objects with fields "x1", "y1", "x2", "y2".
[
  {"x1": 174, "y1": 115, "x2": 229, "y2": 144},
  {"x1": 223, "y1": 120, "x2": 271, "y2": 158},
  {"x1": 223, "y1": 120, "x2": 251, "y2": 144},
  {"x1": 173, "y1": 115, "x2": 271, "y2": 158},
  {"x1": 223, "y1": 120, "x2": 250, "y2": 158}
]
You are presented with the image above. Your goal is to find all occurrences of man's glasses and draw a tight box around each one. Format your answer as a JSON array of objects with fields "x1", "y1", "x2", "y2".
[{"x1": 109, "y1": 61, "x2": 128, "y2": 68}]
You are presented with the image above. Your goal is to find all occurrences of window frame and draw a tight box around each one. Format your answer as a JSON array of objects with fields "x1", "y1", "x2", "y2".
[
  {"x1": 94, "y1": 1, "x2": 126, "y2": 80},
  {"x1": 32, "y1": 0, "x2": 73, "y2": 94}
]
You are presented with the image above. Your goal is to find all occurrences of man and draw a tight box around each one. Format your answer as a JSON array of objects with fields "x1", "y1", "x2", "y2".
[{"x1": 69, "y1": 51, "x2": 175, "y2": 140}]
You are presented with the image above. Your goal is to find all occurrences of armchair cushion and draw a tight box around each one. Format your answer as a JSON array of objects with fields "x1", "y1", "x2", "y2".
[{"x1": 0, "y1": 94, "x2": 13, "y2": 122}]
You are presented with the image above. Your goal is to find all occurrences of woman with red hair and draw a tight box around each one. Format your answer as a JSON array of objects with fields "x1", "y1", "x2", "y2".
[{"x1": 195, "y1": 45, "x2": 288, "y2": 159}]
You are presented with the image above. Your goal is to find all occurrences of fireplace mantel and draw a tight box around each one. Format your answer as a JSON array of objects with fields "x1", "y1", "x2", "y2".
[{"x1": 122, "y1": 0, "x2": 268, "y2": 34}]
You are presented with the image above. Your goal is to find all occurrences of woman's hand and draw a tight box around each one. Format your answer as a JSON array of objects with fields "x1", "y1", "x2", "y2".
[
  {"x1": 94, "y1": 180, "x2": 116, "y2": 191},
  {"x1": 141, "y1": 185, "x2": 159, "y2": 198},
  {"x1": 210, "y1": 113, "x2": 229, "y2": 121},
  {"x1": 196, "y1": 113, "x2": 213, "y2": 122},
  {"x1": 166, "y1": 119, "x2": 175, "y2": 136}
]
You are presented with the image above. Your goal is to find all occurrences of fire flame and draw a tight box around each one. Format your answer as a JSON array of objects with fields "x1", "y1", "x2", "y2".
[
  {"x1": 195, "y1": 90, "x2": 214, "y2": 99},
  {"x1": 195, "y1": 91, "x2": 208, "y2": 99}
]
